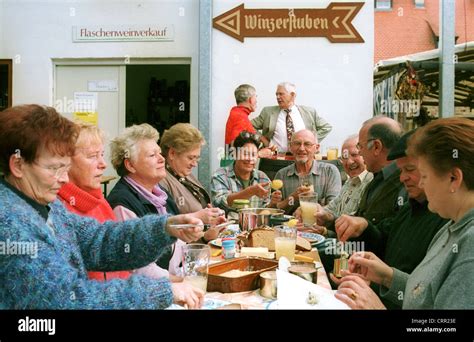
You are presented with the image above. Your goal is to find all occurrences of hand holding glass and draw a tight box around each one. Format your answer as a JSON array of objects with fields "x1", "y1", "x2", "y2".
[
  {"x1": 182, "y1": 244, "x2": 210, "y2": 293},
  {"x1": 299, "y1": 174, "x2": 314, "y2": 193},
  {"x1": 274, "y1": 225, "x2": 297, "y2": 261},
  {"x1": 299, "y1": 192, "x2": 319, "y2": 227}
]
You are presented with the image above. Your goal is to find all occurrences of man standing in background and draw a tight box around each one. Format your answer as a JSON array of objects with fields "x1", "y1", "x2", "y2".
[
  {"x1": 225, "y1": 84, "x2": 259, "y2": 146},
  {"x1": 251, "y1": 82, "x2": 332, "y2": 152}
]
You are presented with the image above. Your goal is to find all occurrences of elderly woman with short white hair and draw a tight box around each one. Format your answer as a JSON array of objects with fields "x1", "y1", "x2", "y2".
[{"x1": 108, "y1": 124, "x2": 224, "y2": 280}]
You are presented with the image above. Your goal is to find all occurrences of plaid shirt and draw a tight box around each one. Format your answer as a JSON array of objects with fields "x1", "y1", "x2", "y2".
[
  {"x1": 325, "y1": 170, "x2": 373, "y2": 218},
  {"x1": 211, "y1": 164, "x2": 270, "y2": 211},
  {"x1": 274, "y1": 161, "x2": 341, "y2": 206}
]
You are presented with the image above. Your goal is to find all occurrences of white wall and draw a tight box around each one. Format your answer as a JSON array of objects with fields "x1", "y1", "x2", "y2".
[
  {"x1": 0, "y1": 1, "x2": 4, "y2": 57},
  {"x1": 211, "y1": 0, "x2": 374, "y2": 173},
  {"x1": 0, "y1": 0, "x2": 199, "y2": 127}
]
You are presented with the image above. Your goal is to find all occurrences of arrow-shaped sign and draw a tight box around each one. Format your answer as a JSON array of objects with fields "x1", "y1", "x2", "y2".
[{"x1": 213, "y1": 2, "x2": 364, "y2": 43}]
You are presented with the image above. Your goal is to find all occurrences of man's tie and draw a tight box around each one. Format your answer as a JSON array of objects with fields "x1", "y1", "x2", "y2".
[{"x1": 285, "y1": 108, "x2": 294, "y2": 143}]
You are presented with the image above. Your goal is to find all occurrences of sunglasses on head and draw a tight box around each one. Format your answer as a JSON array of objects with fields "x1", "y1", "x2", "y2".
[{"x1": 239, "y1": 131, "x2": 261, "y2": 142}]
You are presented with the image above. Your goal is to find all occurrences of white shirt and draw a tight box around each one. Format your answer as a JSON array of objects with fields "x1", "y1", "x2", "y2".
[{"x1": 270, "y1": 105, "x2": 306, "y2": 152}]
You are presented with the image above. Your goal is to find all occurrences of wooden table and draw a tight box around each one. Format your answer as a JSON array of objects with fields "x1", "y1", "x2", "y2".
[{"x1": 206, "y1": 246, "x2": 333, "y2": 309}]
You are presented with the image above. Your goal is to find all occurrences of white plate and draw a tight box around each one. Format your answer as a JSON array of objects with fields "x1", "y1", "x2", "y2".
[{"x1": 298, "y1": 232, "x2": 325, "y2": 244}]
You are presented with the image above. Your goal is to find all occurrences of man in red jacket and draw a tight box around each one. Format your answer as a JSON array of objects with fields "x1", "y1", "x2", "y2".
[{"x1": 225, "y1": 84, "x2": 261, "y2": 145}]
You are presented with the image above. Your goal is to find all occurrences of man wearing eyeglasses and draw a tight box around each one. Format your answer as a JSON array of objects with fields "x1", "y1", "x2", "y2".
[
  {"x1": 310, "y1": 134, "x2": 374, "y2": 234},
  {"x1": 335, "y1": 116, "x2": 405, "y2": 233},
  {"x1": 251, "y1": 82, "x2": 332, "y2": 153},
  {"x1": 274, "y1": 129, "x2": 341, "y2": 214}
]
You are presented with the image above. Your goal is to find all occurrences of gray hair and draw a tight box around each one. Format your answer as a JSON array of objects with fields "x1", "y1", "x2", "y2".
[
  {"x1": 368, "y1": 124, "x2": 402, "y2": 150},
  {"x1": 110, "y1": 123, "x2": 159, "y2": 176},
  {"x1": 277, "y1": 82, "x2": 297, "y2": 94},
  {"x1": 234, "y1": 84, "x2": 256, "y2": 104},
  {"x1": 362, "y1": 116, "x2": 402, "y2": 150},
  {"x1": 342, "y1": 134, "x2": 359, "y2": 147}
]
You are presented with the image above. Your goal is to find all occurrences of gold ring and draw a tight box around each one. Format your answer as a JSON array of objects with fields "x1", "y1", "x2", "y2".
[{"x1": 349, "y1": 292, "x2": 358, "y2": 300}]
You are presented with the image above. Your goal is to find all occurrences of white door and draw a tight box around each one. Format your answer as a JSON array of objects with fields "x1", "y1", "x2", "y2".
[{"x1": 54, "y1": 65, "x2": 126, "y2": 193}]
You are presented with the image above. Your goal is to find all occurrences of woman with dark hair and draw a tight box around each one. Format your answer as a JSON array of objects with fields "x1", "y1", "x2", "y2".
[
  {"x1": 335, "y1": 117, "x2": 474, "y2": 309},
  {"x1": 0, "y1": 105, "x2": 204, "y2": 309},
  {"x1": 211, "y1": 131, "x2": 282, "y2": 211}
]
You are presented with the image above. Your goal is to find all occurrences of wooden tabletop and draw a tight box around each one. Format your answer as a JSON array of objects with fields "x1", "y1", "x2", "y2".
[{"x1": 206, "y1": 246, "x2": 332, "y2": 309}]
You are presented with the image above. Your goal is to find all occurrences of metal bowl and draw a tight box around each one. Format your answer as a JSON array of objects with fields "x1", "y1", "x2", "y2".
[
  {"x1": 238, "y1": 208, "x2": 284, "y2": 232},
  {"x1": 259, "y1": 270, "x2": 277, "y2": 299},
  {"x1": 288, "y1": 262, "x2": 318, "y2": 284}
]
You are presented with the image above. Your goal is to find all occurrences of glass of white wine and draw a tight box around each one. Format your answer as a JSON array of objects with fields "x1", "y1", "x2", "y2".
[{"x1": 299, "y1": 174, "x2": 314, "y2": 193}]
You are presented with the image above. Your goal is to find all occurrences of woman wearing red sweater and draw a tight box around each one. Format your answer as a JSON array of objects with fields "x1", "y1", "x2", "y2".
[{"x1": 58, "y1": 123, "x2": 131, "y2": 281}]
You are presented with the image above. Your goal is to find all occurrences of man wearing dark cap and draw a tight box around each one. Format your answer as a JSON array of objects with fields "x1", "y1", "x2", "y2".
[{"x1": 331, "y1": 130, "x2": 448, "y2": 309}]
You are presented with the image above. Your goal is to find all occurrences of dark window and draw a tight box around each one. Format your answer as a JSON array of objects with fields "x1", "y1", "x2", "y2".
[{"x1": 0, "y1": 60, "x2": 12, "y2": 111}]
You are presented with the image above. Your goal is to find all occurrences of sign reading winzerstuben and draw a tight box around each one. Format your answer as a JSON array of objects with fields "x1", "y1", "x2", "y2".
[{"x1": 213, "y1": 2, "x2": 364, "y2": 43}]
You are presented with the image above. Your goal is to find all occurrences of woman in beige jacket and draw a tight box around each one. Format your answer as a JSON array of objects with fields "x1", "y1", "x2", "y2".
[{"x1": 159, "y1": 123, "x2": 219, "y2": 242}]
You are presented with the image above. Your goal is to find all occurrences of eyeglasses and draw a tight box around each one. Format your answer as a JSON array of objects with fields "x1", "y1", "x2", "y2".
[
  {"x1": 290, "y1": 141, "x2": 315, "y2": 149},
  {"x1": 356, "y1": 139, "x2": 375, "y2": 150},
  {"x1": 186, "y1": 155, "x2": 201, "y2": 163},
  {"x1": 33, "y1": 161, "x2": 72, "y2": 179},
  {"x1": 340, "y1": 152, "x2": 361, "y2": 161}
]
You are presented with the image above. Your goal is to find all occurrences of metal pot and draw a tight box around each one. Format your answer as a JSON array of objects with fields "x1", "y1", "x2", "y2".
[
  {"x1": 238, "y1": 208, "x2": 284, "y2": 232},
  {"x1": 288, "y1": 262, "x2": 318, "y2": 284},
  {"x1": 259, "y1": 270, "x2": 277, "y2": 299}
]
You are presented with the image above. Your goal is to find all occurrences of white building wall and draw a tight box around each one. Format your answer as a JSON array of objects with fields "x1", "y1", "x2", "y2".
[
  {"x1": 211, "y1": 0, "x2": 374, "y2": 173},
  {"x1": 0, "y1": 0, "x2": 199, "y2": 127},
  {"x1": 0, "y1": 1, "x2": 4, "y2": 56},
  {"x1": 1, "y1": 0, "x2": 374, "y2": 183}
]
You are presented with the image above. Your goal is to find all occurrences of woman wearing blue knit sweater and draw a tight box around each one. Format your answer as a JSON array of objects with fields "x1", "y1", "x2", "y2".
[{"x1": 0, "y1": 104, "x2": 205, "y2": 309}]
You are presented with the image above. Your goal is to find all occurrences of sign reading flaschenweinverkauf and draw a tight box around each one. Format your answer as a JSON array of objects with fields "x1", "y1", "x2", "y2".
[{"x1": 73, "y1": 25, "x2": 174, "y2": 42}]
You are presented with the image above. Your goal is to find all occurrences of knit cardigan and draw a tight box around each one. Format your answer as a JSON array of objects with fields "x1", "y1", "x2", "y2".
[
  {"x1": 58, "y1": 182, "x2": 132, "y2": 281},
  {"x1": 0, "y1": 181, "x2": 176, "y2": 309}
]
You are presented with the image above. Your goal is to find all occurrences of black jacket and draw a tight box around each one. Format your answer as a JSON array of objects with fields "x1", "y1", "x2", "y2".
[{"x1": 107, "y1": 177, "x2": 179, "y2": 270}]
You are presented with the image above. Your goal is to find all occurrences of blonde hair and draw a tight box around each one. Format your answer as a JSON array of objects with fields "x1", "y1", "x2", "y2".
[
  {"x1": 75, "y1": 122, "x2": 106, "y2": 149},
  {"x1": 160, "y1": 123, "x2": 205, "y2": 158},
  {"x1": 110, "y1": 123, "x2": 159, "y2": 176}
]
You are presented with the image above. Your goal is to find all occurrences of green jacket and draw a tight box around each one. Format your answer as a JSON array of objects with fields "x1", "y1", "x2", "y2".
[{"x1": 251, "y1": 105, "x2": 332, "y2": 142}]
